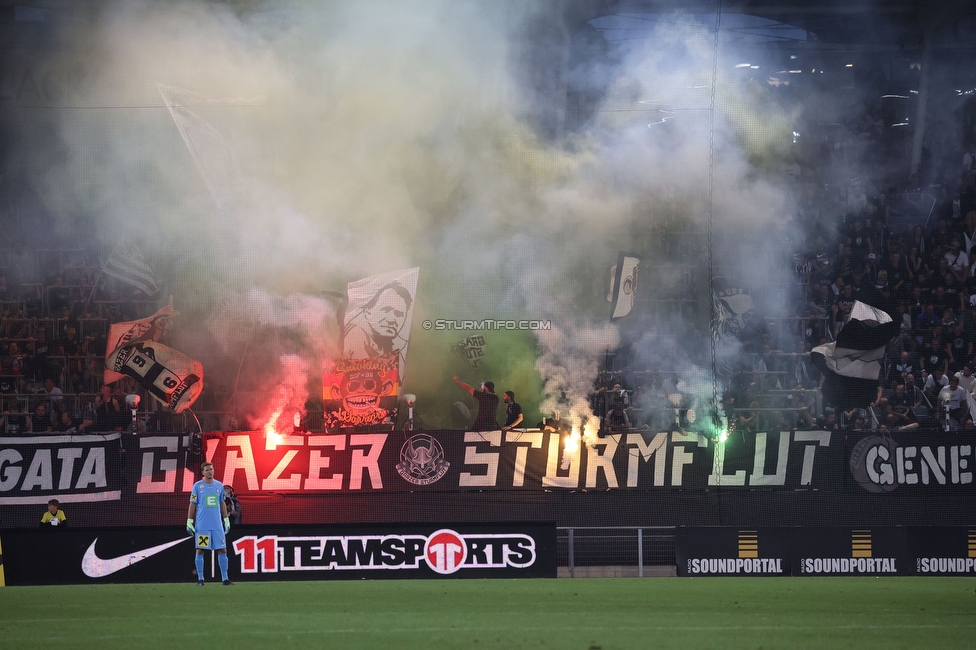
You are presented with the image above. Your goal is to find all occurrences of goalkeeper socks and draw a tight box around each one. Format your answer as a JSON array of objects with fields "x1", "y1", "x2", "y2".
[
  {"x1": 218, "y1": 553, "x2": 229, "y2": 581},
  {"x1": 195, "y1": 554, "x2": 205, "y2": 581}
]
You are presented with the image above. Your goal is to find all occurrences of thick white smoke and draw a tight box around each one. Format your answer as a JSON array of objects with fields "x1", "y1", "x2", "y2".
[{"x1": 7, "y1": 2, "x2": 821, "y2": 429}]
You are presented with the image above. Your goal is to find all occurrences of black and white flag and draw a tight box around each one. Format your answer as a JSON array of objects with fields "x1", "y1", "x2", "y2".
[
  {"x1": 103, "y1": 236, "x2": 159, "y2": 296},
  {"x1": 811, "y1": 301, "x2": 900, "y2": 409},
  {"x1": 608, "y1": 253, "x2": 640, "y2": 320}
]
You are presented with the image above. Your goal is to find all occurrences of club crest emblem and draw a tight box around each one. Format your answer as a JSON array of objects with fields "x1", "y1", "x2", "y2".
[{"x1": 396, "y1": 434, "x2": 450, "y2": 486}]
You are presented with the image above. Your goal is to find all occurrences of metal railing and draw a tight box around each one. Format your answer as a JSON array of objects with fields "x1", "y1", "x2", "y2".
[{"x1": 558, "y1": 526, "x2": 676, "y2": 578}]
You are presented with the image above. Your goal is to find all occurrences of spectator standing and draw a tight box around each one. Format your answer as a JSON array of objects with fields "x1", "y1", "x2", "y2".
[
  {"x1": 501, "y1": 391, "x2": 523, "y2": 431},
  {"x1": 907, "y1": 246, "x2": 927, "y2": 287},
  {"x1": 37, "y1": 377, "x2": 64, "y2": 414},
  {"x1": 453, "y1": 375, "x2": 499, "y2": 431},
  {"x1": 915, "y1": 304, "x2": 941, "y2": 343},
  {"x1": 59, "y1": 323, "x2": 89, "y2": 357},
  {"x1": 66, "y1": 357, "x2": 87, "y2": 394},
  {"x1": 904, "y1": 374, "x2": 926, "y2": 409},
  {"x1": 94, "y1": 384, "x2": 124, "y2": 431},
  {"x1": 830, "y1": 276, "x2": 846, "y2": 298},
  {"x1": 887, "y1": 383, "x2": 916, "y2": 429},
  {"x1": 47, "y1": 276, "x2": 71, "y2": 316},
  {"x1": 835, "y1": 285, "x2": 856, "y2": 335},
  {"x1": 930, "y1": 217, "x2": 953, "y2": 253},
  {"x1": 1, "y1": 397, "x2": 27, "y2": 434},
  {"x1": 3, "y1": 342, "x2": 26, "y2": 377},
  {"x1": 947, "y1": 322, "x2": 974, "y2": 374},
  {"x1": 26, "y1": 328, "x2": 56, "y2": 382},
  {"x1": 848, "y1": 220, "x2": 872, "y2": 262},
  {"x1": 910, "y1": 225, "x2": 928, "y2": 257},
  {"x1": 891, "y1": 350, "x2": 919, "y2": 384},
  {"x1": 884, "y1": 251, "x2": 909, "y2": 298},
  {"x1": 807, "y1": 284, "x2": 836, "y2": 339},
  {"x1": 945, "y1": 239, "x2": 970, "y2": 283},
  {"x1": 941, "y1": 375, "x2": 971, "y2": 426},
  {"x1": 956, "y1": 366, "x2": 976, "y2": 395},
  {"x1": 924, "y1": 367, "x2": 950, "y2": 403},
  {"x1": 83, "y1": 357, "x2": 102, "y2": 393}
]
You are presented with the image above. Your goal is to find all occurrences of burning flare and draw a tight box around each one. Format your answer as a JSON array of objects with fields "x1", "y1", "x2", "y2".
[{"x1": 258, "y1": 354, "x2": 310, "y2": 444}]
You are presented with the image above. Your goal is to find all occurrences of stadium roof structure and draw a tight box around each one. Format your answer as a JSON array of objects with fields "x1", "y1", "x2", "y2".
[{"x1": 572, "y1": 0, "x2": 976, "y2": 49}]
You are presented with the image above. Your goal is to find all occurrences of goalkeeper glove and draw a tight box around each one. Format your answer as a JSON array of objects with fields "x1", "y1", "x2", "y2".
[
  {"x1": 223, "y1": 517, "x2": 231, "y2": 533},
  {"x1": 186, "y1": 518, "x2": 195, "y2": 536}
]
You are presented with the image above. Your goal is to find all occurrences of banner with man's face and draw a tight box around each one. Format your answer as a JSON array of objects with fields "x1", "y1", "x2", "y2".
[
  {"x1": 327, "y1": 268, "x2": 419, "y2": 428},
  {"x1": 340, "y1": 267, "x2": 420, "y2": 368}
]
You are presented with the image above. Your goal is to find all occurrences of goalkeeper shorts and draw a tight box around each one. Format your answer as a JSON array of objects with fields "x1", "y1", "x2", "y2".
[{"x1": 194, "y1": 528, "x2": 226, "y2": 551}]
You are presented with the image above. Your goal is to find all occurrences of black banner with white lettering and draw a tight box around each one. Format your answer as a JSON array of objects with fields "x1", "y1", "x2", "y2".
[
  {"x1": 909, "y1": 527, "x2": 976, "y2": 576},
  {"x1": 791, "y1": 527, "x2": 911, "y2": 576},
  {"x1": 0, "y1": 523, "x2": 557, "y2": 585},
  {"x1": 1, "y1": 429, "x2": 975, "y2": 529},
  {"x1": 154, "y1": 428, "x2": 847, "y2": 494},
  {"x1": 0, "y1": 433, "x2": 123, "y2": 506},
  {"x1": 122, "y1": 428, "x2": 976, "y2": 495},
  {"x1": 675, "y1": 526, "x2": 958, "y2": 577},
  {"x1": 676, "y1": 527, "x2": 790, "y2": 577},
  {"x1": 844, "y1": 434, "x2": 974, "y2": 493}
]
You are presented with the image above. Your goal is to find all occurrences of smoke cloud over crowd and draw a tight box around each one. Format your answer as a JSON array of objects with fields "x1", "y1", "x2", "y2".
[{"x1": 3, "y1": 0, "x2": 965, "y2": 431}]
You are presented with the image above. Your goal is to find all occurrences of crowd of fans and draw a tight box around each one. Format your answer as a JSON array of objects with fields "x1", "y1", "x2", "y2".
[
  {"x1": 602, "y1": 152, "x2": 976, "y2": 435},
  {"x1": 0, "y1": 254, "x2": 160, "y2": 435},
  {"x1": 6, "y1": 153, "x2": 976, "y2": 438},
  {"x1": 781, "y1": 157, "x2": 976, "y2": 432}
]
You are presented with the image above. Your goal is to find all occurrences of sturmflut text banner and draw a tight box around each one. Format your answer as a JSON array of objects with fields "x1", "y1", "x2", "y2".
[{"x1": 2, "y1": 430, "x2": 975, "y2": 529}]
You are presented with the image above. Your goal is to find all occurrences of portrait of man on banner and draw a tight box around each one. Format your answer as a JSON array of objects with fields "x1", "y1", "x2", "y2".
[
  {"x1": 327, "y1": 267, "x2": 419, "y2": 429},
  {"x1": 340, "y1": 268, "x2": 419, "y2": 374}
]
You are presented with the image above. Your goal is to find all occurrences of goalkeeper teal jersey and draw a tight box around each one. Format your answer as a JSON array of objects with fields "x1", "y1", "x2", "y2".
[{"x1": 190, "y1": 479, "x2": 225, "y2": 530}]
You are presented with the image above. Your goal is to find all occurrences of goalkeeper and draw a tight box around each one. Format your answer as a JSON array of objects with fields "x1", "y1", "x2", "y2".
[{"x1": 186, "y1": 461, "x2": 233, "y2": 585}]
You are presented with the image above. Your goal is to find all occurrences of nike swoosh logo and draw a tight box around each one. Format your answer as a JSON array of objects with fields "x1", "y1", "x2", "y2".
[{"x1": 82, "y1": 536, "x2": 191, "y2": 578}]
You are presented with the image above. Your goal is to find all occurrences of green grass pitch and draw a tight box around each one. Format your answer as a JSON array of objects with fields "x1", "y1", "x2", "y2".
[{"x1": 1, "y1": 577, "x2": 974, "y2": 649}]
